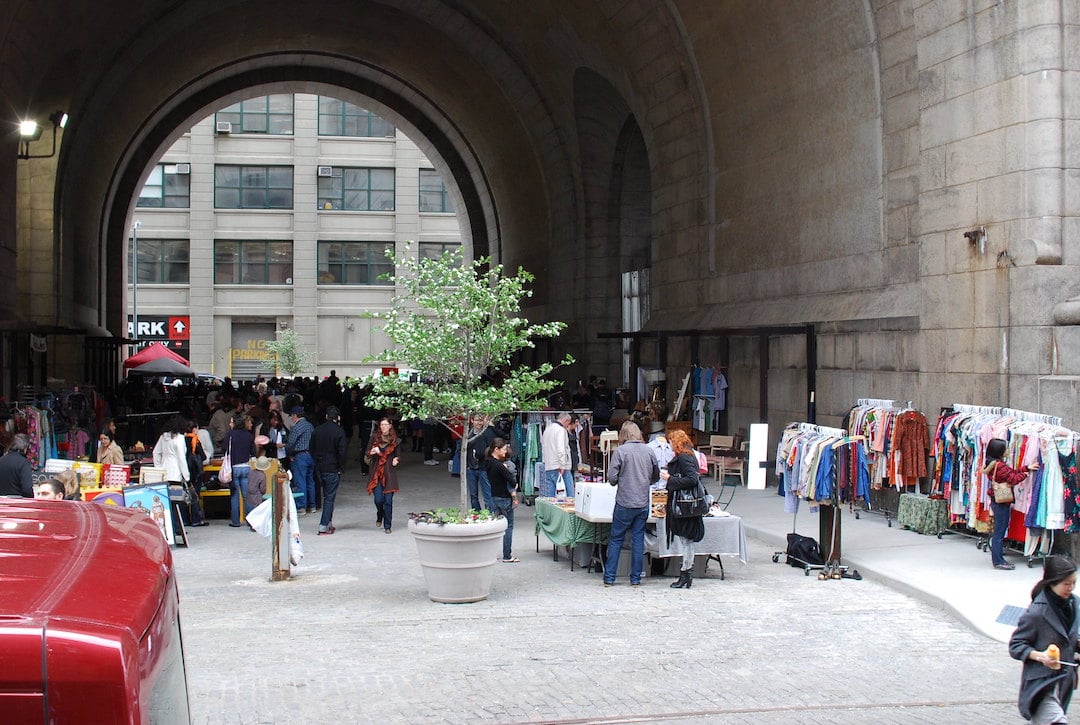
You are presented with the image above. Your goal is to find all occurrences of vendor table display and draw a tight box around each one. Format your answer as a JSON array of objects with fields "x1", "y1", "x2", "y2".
[
  {"x1": 646, "y1": 512, "x2": 748, "y2": 563},
  {"x1": 535, "y1": 496, "x2": 748, "y2": 578},
  {"x1": 897, "y1": 493, "x2": 948, "y2": 536},
  {"x1": 534, "y1": 497, "x2": 608, "y2": 570}
]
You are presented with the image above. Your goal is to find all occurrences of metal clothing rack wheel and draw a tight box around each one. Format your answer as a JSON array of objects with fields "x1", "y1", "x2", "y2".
[{"x1": 854, "y1": 499, "x2": 893, "y2": 527}]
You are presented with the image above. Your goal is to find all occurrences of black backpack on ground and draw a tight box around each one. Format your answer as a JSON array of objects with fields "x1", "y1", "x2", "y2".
[{"x1": 785, "y1": 532, "x2": 825, "y2": 567}]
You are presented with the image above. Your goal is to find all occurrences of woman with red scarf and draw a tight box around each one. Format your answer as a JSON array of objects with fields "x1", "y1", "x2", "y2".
[{"x1": 366, "y1": 417, "x2": 401, "y2": 533}]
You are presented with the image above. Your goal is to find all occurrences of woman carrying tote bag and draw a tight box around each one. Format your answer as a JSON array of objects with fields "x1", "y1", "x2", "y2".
[{"x1": 660, "y1": 429, "x2": 706, "y2": 589}]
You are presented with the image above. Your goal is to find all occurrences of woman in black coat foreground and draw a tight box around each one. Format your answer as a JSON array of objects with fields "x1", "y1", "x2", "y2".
[
  {"x1": 659, "y1": 429, "x2": 704, "y2": 590},
  {"x1": 1010, "y1": 555, "x2": 1079, "y2": 723}
]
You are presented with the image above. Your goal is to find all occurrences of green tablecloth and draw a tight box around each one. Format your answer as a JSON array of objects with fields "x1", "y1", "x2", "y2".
[
  {"x1": 534, "y1": 497, "x2": 609, "y2": 547},
  {"x1": 897, "y1": 493, "x2": 948, "y2": 535}
]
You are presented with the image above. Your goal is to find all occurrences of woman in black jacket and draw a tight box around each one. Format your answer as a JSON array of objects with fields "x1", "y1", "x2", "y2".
[
  {"x1": 660, "y1": 429, "x2": 705, "y2": 589},
  {"x1": 484, "y1": 437, "x2": 519, "y2": 562},
  {"x1": 1010, "y1": 555, "x2": 1079, "y2": 723}
]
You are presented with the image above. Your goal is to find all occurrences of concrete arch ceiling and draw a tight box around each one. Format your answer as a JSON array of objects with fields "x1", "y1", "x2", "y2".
[
  {"x1": 52, "y1": 0, "x2": 569, "y2": 337},
  {"x1": 6, "y1": 1, "x2": 890, "y2": 360}
]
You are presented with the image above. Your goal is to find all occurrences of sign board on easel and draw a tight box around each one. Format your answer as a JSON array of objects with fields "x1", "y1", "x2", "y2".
[
  {"x1": 748, "y1": 423, "x2": 769, "y2": 489},
  {"x1": 667, "y1": 371, "x2": 691, "y2": 422}
]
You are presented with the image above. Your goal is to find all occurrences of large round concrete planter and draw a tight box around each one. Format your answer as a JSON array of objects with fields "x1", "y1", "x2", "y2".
[{"x1": 408, "y1": 517, "x2": 509, "y2": 603}]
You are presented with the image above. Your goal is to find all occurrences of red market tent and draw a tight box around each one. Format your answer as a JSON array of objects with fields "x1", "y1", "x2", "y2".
[{"x1": 122, "y1": 342, "x2": 189, "y2": 370}]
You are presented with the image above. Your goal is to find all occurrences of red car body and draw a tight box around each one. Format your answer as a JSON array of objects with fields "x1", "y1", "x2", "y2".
[{"x1": 0, "y1": 499, "x2": 190, "y2": 723}]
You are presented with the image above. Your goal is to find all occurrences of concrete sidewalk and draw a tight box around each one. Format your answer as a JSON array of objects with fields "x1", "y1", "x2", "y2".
[{"x1": 725, "y1": 486, "x2": 1040, "y2": 643}]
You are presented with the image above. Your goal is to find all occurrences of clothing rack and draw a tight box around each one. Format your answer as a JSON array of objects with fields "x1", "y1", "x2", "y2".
[
  {"x1": 856, "y1": 398, "x2": 913, "y2": 409},
  {"x1": 949, "y1": 403, "x2": 1062, "y2": 432},
  {"x1": 842, "y1": 397, "x2": 928, "y2": 527},
  {"x1": 773, "y1": 421, "x2": 865, "y2": 580},
  {"x1": 935, "y1": 403, "x2": 1072, "y2": 566}
]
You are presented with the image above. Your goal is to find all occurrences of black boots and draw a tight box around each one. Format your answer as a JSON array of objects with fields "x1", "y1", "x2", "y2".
[{"x1": 670, "y1": 570, "x2": 693, "y2": 589}]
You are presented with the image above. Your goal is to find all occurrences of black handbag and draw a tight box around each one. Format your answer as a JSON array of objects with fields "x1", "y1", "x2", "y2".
[{"x1": 670, "y1": 482, "x2": 709, "y2": 518}]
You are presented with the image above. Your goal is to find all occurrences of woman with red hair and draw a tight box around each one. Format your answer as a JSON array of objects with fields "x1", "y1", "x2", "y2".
[{"x1": 659, "y1": 429, "x2": 705, "y2": 589}]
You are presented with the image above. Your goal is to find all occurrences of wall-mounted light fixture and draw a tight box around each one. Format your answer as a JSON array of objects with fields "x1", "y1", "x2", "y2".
[
  {"x1": 17, "y1": 111, "x2": 66, "y2": 160},
  {"x1": 963, "y1": 225, "x2": 987, "y2": 254}
]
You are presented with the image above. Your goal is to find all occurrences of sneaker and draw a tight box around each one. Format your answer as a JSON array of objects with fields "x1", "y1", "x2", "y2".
[
  {"x1": 603, "y1": 580, "x2": 614, "y2": 587},
  {"x1": 307, "y1": 507, "x2": 317, "y2": 514},
  {"x1": 318, "y1": 529, "x2": 334, "y2": 536},
  {"x1": 299, "y1": 509, "x2": 308, "y2": 516},
  {"x1": 423, "y1": 459, "x2": 438, "y2": 466},
  {"x1": 994, "y1": 562, "x2": 1016, "y2": 570}
]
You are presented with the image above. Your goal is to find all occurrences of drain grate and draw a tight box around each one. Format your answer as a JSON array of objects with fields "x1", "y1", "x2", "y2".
[{"x1": 997, "y1": 604, "x2": 1025, "y2": 627}]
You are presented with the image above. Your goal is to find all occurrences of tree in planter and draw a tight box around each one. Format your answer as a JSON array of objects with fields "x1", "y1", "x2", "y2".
[
  {"x1": 364, "y1": 245, "x2": 570, "y2": 518},
  {"x1": 265, "y1": 328, "x2": 314, "y2": 377}
]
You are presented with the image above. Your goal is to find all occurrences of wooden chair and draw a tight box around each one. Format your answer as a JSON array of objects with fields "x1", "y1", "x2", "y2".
[
  {"x1": 710, "y1": 439, "x2": 746, "y2": 511},
  {"x1": 705, "y1": 435, "x2": 735, "y2": 479}
]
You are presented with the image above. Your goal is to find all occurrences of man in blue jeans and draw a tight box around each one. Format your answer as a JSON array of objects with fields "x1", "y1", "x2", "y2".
[
  {"x1": 603, "y1": 421, "x2": 659, "y2": 586},
  {"x1": 286, "y1": 406, "x2": 316, "y2": 512},
  {"x1": 540, "y1": 412, "x2": 576, "y2": 498},
  {"x1": 465, "y1": 414, "x2": 497, "y2": 511},
  {"x1": 311, "y1": 405, "x2": 347, "y2": 534}
]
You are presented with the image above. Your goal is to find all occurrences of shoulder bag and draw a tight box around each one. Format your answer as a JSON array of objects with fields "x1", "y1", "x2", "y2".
[
  {"x1": 219, "y1": 440, "x2": 233, "y2": 484},
  {"x1": 670, "y1": 457, "x2": 709, "y2": 518},
  {"x1": 989, "y1": 462, "x2": 1014, "y2": 504},
  {"x1": 671, "y1": 482, "x2": 709, "y2": 517}
]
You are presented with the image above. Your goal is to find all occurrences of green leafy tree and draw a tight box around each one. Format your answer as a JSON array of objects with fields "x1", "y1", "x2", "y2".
[
  {"x1": 364, "y1": 245, "x2": 571, "y2": 516},
  {"x1": 265, "y1": 328, "x2": 314, "y2": 377}
]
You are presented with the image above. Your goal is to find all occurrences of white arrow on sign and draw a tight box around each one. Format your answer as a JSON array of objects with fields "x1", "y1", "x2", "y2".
[{"x1": 173, "y1": 319, "x2": 186, "y2": 335}]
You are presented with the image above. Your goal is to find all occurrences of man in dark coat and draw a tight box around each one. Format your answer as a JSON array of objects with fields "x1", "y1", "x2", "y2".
[
  {"x1": 311, "y1": 405, "x2": 347, "y2": 535},
  {"x1": 0, "y1": 434, "x2": 33, "y2": 497}
]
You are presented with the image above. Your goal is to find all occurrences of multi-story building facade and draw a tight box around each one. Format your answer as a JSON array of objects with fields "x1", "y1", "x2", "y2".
[{"x1": 128, "y1": 93, "x2": 464, "y2": 380}]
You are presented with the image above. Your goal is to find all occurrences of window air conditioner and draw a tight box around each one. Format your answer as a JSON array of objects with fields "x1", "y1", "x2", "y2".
[
  {"x1": 174, "y1": 163, "x2": 191, "y2": 174},
  {"x1": 215, "y1": 121, "x2": 232, "y2": 134},
  {"x1": 317, "y1": 165, "x2": 334, "y2": 177}
]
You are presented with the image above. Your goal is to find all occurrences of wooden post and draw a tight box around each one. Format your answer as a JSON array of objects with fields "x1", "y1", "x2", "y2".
[{"x1": 271, "y1": 471, "x2": 290, "y2": 581}]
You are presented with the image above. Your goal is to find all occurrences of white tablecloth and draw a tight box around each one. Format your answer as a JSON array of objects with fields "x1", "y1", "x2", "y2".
[{"x1": 645, "y1": 513, "x2": 748, "y2": 563}]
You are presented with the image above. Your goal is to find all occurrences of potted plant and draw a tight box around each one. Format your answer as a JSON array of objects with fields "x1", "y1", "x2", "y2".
[{"x1": 364, "y1": 245, "x2": 569, "y2": 602}]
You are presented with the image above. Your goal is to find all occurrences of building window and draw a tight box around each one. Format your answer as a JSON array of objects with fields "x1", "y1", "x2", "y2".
[
  {"x1": 419, "y1": 169, "x2": 454, "y2": 213},
  {"x1": 136, "y1": 164, "x2": 190, "y2": 208},
  {"x1": 215, "y1": 165, "x2": 294, "y2": 209},
  {"x1": 317, "y1": 242, "x2": 394, "y2": 284},
  {"x1": 215, "y1": 94, "x2": 294, "y2": 134},
  {"x1": 214, "y1": 241, "x2": 293, "y2": 284},
  {"x1": 419, "y1": 242, "x2": 461, "y2": 264},
  {"x1": 317, "y1": 168, "x2": 395, "y2": 211},
  {"x1": 317, "y1": 97, "x2": 395, "y2": 137},
  {"x1": 128, "y1": 239, "x2": 190, "y2": 284}
]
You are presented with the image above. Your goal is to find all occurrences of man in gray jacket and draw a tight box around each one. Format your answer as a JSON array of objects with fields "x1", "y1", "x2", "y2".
[{"x1": 603, "y1": 421, "x2": 659, "y2": 586}]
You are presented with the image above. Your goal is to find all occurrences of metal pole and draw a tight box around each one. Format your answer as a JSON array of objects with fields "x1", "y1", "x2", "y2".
[
  {"x1": 131, "y1": 220, "x2": 141, "y2": 342},
  {"x1": 271, "y1": 470, "x2": 291, "y2": 581}
]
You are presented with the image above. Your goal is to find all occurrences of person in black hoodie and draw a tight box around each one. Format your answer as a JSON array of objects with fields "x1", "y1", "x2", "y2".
[
  {"x1": 311, "y1": 406, "x2": 347, "y2": 535},
  {"x1": 0, "y1": 434, "x2": 33, "y2": 498}
]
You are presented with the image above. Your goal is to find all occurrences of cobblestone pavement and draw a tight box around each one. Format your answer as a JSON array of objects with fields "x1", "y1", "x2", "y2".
[{"x1": 176, "y1": 455, "x2": 1020, "y2": 724}]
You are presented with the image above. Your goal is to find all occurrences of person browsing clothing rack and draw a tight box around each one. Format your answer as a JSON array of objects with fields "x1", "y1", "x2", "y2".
[{"x1": 985, "y1": 437, "x2": 1038, "y2": 571}]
